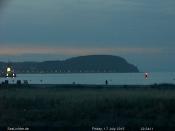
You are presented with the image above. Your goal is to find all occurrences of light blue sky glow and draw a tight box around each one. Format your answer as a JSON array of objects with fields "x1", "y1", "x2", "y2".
[{"x1": 0, "y1": 0, "x2": 175, "y2": 71}]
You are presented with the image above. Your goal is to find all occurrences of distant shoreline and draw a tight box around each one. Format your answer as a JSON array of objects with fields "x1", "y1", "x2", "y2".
[
  {"x1": 0, "y1": 55, "x2": 139, "y2": 73},
  {"x1": 14, "y1": 72, "x2": 141, "y2": 74},
  {"x1": 1, "y1": 83, "x2": 175, "y2": 89}
]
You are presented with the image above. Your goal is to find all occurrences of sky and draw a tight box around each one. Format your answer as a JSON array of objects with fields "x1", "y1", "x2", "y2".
[{"x1": 0, "y1": 0, "x2": 175, "y2": 72}]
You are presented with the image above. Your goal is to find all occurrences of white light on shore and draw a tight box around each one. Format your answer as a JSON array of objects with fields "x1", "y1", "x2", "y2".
[
  {"x1": 145, "y1": 72, "x2": 148, "y2": 79},
  {"x1": 7, "y1": 67, "x2": 11, "y2": 72}
]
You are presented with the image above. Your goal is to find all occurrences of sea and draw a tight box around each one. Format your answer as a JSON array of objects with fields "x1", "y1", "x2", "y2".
[{"x1": 1, "y1": 72, "x2": 175, "y2": 85}]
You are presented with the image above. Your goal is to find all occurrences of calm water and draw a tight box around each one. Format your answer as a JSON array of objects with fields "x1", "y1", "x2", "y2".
[{"x1": 1, "y1": 72, "x2": 175, "y2": 85}]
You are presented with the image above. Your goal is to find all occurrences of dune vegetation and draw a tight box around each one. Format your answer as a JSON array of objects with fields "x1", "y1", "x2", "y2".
[{"x1": 0, "y1": 84, "x2": 175, "y2": 130}]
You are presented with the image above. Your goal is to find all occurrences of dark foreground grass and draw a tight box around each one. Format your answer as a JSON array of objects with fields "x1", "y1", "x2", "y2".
[{"x1": 0, "y1": 85, "x2": 175, "y2": 131}]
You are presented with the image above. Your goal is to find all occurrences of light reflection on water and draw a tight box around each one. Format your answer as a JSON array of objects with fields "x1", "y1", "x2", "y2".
[{"x1": 1, "y1": 73, "x2": 175, "y2": 85}]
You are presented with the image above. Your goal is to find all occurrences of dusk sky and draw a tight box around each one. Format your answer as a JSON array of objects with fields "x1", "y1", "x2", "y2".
[{"x1": 0, "y1": 0, "x2": 175, "y2": 72}]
